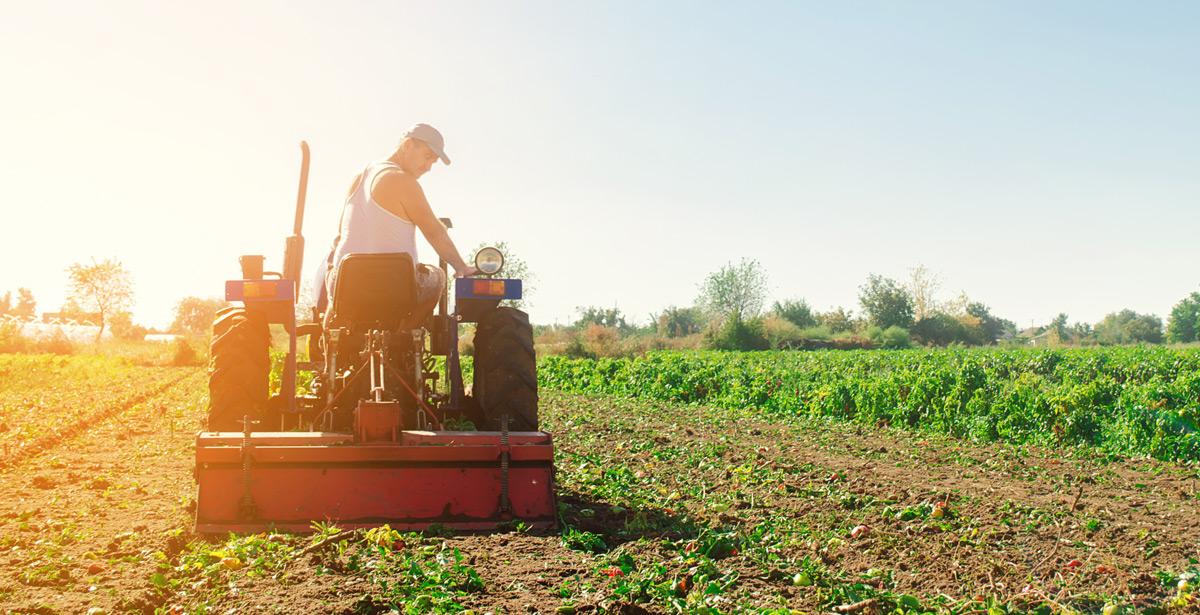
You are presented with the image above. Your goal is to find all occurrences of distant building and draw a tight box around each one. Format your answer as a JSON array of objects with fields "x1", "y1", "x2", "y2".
[{"x1": 1017, "y1": 326, "x2": 1053, "y2": 346}]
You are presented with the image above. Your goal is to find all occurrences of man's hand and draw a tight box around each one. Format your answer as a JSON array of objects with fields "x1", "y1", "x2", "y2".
[{"x1": 454, "y1": 265, "x2": 479, "y2": 278}]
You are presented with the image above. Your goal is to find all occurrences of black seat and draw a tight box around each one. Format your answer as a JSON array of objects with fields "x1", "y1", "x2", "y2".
[{"x1": 328, "y1": 253, "x2": 417, "y2": 330}]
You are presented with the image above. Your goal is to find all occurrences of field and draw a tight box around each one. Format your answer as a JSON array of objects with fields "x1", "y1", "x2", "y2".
[{"x1": 1, "y1": 350, "x2": 1198, "y2": 614}]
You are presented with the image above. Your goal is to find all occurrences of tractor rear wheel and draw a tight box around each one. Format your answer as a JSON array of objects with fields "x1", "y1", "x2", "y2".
[
  {"x1": 207, "y1": 307, "x2": 270, "y2": 431},
  {"x1": 472, "y1": 307, "x2": 538, "y2": 431}
]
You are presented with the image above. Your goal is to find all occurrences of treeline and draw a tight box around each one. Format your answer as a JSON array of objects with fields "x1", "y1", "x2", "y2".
[
  {"x1": 0, "y1": 257, "x2": 229, "y2": 358},
  {"x1": 533, "y1": 260, "x2": 1196, "y2": 357}
]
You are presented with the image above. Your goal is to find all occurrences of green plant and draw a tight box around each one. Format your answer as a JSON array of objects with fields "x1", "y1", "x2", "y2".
[
  {"x1": 704, "y1": 315, "x2": 769, "y2": 351},
  {"x1": 562, "y1": 526, "x2": 608, "y2": 554},
  {"x1": 539, "y1": 346, "x2": 1200, "y2": 461}
]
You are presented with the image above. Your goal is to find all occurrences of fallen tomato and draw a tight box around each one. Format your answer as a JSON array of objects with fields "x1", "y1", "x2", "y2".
[{"x1": 850, "y1": 525, "x2": 871, "y2": 539}]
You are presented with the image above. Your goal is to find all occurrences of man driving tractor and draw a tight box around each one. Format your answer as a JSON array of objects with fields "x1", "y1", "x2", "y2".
[
  {"x1": 198, "y1": 136, "x2": 550, "y2": 532},
  {"x1": 315, "y1": 123, "x2": 477, "y2": 319}
]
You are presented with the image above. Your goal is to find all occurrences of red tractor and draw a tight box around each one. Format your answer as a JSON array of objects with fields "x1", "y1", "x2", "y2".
[{"x1": 194, "y1": 142, "x2": 555, "y2": 533}]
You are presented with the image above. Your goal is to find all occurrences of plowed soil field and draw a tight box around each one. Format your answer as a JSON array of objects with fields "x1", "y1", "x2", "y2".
[{"x1": 1, "y1": 356, "x2": 1198, "y2": 614}]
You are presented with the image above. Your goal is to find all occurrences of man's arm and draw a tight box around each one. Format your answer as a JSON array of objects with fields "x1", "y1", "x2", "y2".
[{"x1": 373, "y1": 171, "x2": 476, "y2": 275}]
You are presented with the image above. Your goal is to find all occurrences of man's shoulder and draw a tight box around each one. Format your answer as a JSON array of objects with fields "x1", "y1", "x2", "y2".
[
  {"x1": 376, "y1": 165, "x2": 418, "y2": 184},
  {"x1": 373, "y1": 165, "x2": 420, "y2": 193}
]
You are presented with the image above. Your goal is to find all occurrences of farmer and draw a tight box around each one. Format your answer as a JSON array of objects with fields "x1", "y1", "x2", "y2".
[{"x1": 315, "y1": 123, "x2": 477, "y2": 320}]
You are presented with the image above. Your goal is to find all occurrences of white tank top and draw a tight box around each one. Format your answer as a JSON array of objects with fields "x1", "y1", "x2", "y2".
[{"x1": 330, "y1": 161, "x2": 418, "y2": 268}]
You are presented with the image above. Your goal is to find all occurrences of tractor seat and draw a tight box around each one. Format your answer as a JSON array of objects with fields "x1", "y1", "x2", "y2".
[{"x1": 327, "y1": 253, "x2": 417, "y2": 330}]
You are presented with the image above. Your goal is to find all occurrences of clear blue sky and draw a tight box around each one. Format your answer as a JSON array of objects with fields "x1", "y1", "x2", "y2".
[{"x1": 1, "y1": 1, "x2": 1197, "y2": 329}]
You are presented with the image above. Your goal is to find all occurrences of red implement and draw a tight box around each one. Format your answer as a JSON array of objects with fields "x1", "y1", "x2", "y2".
[{"x1": 194, "y1": 429, "x2": 556, "y2": 534}]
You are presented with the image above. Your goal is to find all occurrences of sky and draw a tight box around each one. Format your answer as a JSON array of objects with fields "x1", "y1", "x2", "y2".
[{"x1": 1, "y1": 1, "x2": 1197, "y2": 330}]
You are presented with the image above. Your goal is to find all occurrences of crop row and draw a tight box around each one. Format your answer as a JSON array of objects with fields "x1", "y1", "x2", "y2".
[
  {"x1": 539, "y1": 346, "x2": 1200, "y2": 462},
  {"x1": 0, "y1": 354, "x2": 189, "y2": 462}
]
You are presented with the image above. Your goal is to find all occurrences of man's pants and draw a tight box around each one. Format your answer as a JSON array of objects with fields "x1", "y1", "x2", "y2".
[{"x1": 412, "y1": 264, "x2": 447, "y2": 316}]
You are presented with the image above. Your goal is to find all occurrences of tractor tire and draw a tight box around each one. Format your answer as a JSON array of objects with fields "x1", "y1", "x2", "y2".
[
  {"x1": 472, "y1": 307, "x2": 538, "y2": 431},
  {"x1": 207, "y1": 307, "x2": 270, "y2": 431}
]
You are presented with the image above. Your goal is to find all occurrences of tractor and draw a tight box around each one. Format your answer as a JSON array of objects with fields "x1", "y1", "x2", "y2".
[{"x1": 193, "y1": 142, "x2": 555, "y2": 533}]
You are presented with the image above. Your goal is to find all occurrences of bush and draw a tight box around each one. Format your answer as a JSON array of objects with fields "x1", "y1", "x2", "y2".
[
  {"x1": 911, "y1": 313, "x2": 973, "y2": 346},
  {"x1": 109, "y1": 311, "x2": 149, "y2": 341},
  {"x1": 704, "y1": 316, "x2": 769, "y2": 351},
  {"x1": 172, "y1": 338, "x2": 202, "y2": 366},
  {"x1": 869, "y1": 325, "x2": 911, "y2": 349},
  {"x1": 797, "y1": 325, "x2": 833, "y2": 341},
  {"x1": 771, "y1": 299, "x2": 817, "y2": 328},
  {"x1": 879, "y1": 326, "x2": 911, "y2": 349},
  {"x1": 762, "y1": 315, "x2": 803, "y2": 349},
  {"x1": 562, "y1": 334, "x2": 596, "y2": 359},
  {"x1": 0, "y1": 320, "x2": 27, "y2": 353},
  {"x1": 582, "y1": 324, "x2": 622, "y2": 358},
  {"x1": 458, "y1": 325, "x2": 476, "y2": 357}
]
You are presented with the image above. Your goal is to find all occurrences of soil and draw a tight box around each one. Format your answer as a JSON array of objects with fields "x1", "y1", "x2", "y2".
[{"x1": 1, "y1": 371, "x2": 1198, "y2": 614}]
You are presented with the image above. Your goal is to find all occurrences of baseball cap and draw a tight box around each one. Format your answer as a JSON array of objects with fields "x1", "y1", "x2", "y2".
[{"x1": 404, "y1": 123, "x2": 451, "y2": 165}]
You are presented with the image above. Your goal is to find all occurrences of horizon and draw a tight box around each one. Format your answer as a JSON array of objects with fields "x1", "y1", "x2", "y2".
[{"x1": 2, "y1": 2, "x2": 1197, "y2": 330}]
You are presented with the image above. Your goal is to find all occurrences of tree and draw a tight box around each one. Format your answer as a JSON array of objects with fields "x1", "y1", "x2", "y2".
[
  {"x1": 1094, "y1": 310, "x2": 1163, "y2": 345},
  {"x1": 911, "y1": 313, "x2": 971, "y2": 346},
  {"x1": 818, "y1": 307, "x2": 856, "y2": 333},
  {"x1": 1166, "y1": 292, "x2": 1200, "y2": 343},
  {"x1": 470, "y1": 241, "x2": 533, "y2": 309},
  {"x1": 58, "y1": 298, "x2": 97, "y2": 324},
  {"x1": 771, "y1": 299, "x2": 817, "y2": 328},
  {"x1": 109, "y1": 311, "x2": 148, "y2": 341},
  {"x1": 171, "y1": 297, "x2": 229, "y2": 335},
  {"x1": 67, "y1": 258, "x2": 134, "y2": 342},
  {"x1": 14, "y1": 288, "x2": 35, "y2": 320},
  {"x1": 964, "y1": 301, "x2": 1016, "y2": 345},
  {"x1": 574, "y1": 306, "x2": 627, "y2": 330},
  {"x1": 1069, "y1": 322, "x2": 1095, "y2": 345},
  {"x1": 655, "y1": 306, "x2": 704, "y2": 338},
  {"x1": 1048, "y1": 313, "x2": 1070, "y2": 345},
  {"x1": 0, "y1": 292, "x2": 9, "y2": 316},
  {"x1": 906, "y1": 265, "x2": 941, "y2": 321},
  {"x1": 696, "y1": 259, "x2": 768, "y2": 322},
  {"x1": 858, "y1": 274, "x2": 914, "y2": 329}
]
